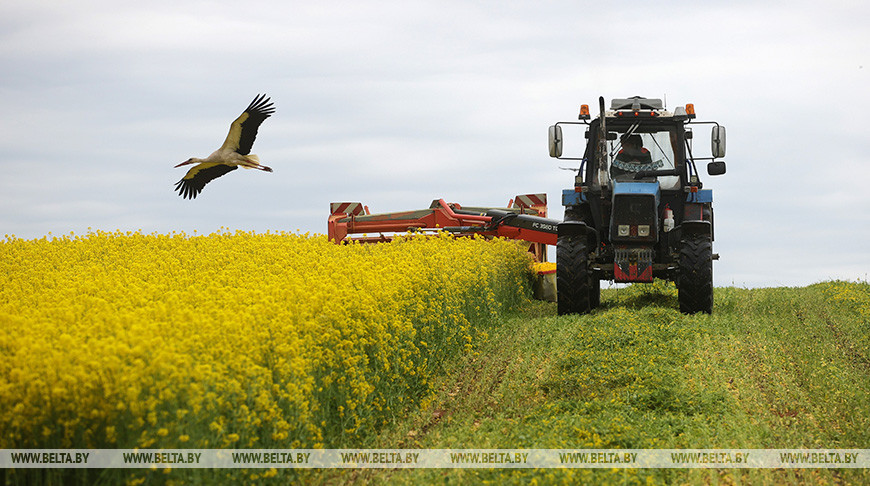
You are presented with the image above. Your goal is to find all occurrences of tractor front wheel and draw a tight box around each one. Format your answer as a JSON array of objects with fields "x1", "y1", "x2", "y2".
[
  {"x1": 678, "y1": 234, "x2": 713, "y2": 314},
  {"x1": 557, "y1": 234, "x2": 591, "y2": 315}
]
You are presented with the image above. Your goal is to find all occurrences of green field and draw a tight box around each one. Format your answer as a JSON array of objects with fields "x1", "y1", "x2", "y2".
[{"x1": 316, "y1": 281, "x2": 870, "y2": 485}]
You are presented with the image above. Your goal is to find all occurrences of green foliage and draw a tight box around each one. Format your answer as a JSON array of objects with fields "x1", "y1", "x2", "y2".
[{"x1": 339, "y1": 281, "x2": 870, "y2": 485}]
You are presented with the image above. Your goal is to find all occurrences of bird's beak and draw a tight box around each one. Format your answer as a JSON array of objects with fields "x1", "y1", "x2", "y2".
[{"x1": 175, "y1": 161, "x2": 192, "y2": 168}]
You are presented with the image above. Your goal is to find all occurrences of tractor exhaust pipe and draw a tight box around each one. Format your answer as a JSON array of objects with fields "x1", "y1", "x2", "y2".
[{"x1": 596, "y1": 96, "x2": 608, "y2": 189}]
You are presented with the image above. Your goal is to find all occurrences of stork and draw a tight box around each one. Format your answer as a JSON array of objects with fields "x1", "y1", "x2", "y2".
[{"x1": 174, "y1": 94, "x2": 276, "y2": 199}]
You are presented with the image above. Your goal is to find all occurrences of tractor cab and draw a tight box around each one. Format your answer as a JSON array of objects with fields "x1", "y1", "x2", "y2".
[{"x1": 551, "y1": 96, "x2": 725, "y2": 193}]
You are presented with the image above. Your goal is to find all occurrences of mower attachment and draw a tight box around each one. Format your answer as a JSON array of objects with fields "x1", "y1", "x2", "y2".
[{"x1": 328, "y1": 194, "x2": 558, "y2": 262}]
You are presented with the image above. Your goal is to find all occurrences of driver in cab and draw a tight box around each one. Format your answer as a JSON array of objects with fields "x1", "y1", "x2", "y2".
[{"x1": 610, "y1": 134, "x2": 658, "y2": 181}]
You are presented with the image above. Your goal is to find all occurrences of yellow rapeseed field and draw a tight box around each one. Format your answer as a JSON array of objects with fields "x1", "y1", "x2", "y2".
[{"x1": 0, "y1": 230, "x2": 533, "y2": 451}]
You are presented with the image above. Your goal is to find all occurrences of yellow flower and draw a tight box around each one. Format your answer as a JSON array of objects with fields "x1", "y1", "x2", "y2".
[{"x1": 0, "y1": 230, "x2": 532, "y2": 450}]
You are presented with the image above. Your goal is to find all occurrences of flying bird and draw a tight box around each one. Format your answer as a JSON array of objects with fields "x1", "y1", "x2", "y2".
[{"x1": 174, "y1": 94, "x2": 276, "y2": 199}]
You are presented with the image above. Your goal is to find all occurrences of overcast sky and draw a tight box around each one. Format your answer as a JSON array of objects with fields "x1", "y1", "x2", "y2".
[{"x1": 1, "y1": 1, "x2": 868, "y2": 288}]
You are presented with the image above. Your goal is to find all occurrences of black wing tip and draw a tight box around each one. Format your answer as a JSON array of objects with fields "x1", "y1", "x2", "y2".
[
  {"x1": 245, "y1": 93, "x2": 276, "y2": 117},
  {"x1": 174, "y1": 179, "x2": 200, "y2": 199}
]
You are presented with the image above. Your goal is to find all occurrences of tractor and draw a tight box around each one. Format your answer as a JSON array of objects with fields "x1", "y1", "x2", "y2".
[{"x1": 548, "y1": 96, "x2": 727, "y2": 314}]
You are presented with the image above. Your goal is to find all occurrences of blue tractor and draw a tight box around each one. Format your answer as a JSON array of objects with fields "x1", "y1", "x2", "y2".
[{"x1": 549, "y1": 96, "x2": 727, "y2": 314}]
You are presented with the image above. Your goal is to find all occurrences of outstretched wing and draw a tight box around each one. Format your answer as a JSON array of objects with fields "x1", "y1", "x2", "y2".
[
  {"x1": 174, "y1": 163, "x2": 238, "y2": 199},
  {"x1": 219, "y1": 94, "x2": 275, "y2": 156}
]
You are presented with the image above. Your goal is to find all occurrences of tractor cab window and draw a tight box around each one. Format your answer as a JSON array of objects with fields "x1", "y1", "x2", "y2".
[{"x1": 601, "y1": 125, "x2": 680, "y2": 189}]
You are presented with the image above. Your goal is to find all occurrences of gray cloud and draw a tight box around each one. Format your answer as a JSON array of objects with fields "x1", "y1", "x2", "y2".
[{"x1": 1, "y1": 0, "x2": 868, "y2": 287}]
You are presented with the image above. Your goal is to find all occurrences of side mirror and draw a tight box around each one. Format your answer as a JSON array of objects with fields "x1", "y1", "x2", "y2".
[
  {"x1": 548, "y1": 125, "x2": 563, "y2": 158},
  {"x1": 707, "y1": 161, "x2": 726, "y2": 176},
  {"x1": 711, "y1": 125, "x2": 726, "y2": 158}
]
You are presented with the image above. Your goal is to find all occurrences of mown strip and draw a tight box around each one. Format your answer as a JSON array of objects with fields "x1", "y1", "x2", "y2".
[{"x1": 335, "y1": 281, "x2": 869, "y2": 485}]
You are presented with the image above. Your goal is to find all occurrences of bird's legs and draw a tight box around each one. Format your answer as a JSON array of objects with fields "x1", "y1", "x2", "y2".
[
  {"x1": 241, "y1": 158, "x2": 273, "y2": 172},
  {"x1": 249, "y1": 162, "x2": 273, "y2": 172}
]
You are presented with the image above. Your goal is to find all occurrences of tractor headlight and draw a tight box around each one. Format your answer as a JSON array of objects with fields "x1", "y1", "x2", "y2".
[
  {"x1": 638, "y1": 225, "x2": 650, "y2": 237},
  {"x1": 618, "y1": 225, "x2": 630, "y2": 237}
]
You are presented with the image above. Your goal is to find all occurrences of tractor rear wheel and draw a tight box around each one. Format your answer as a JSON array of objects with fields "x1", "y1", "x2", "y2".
[
  {"x1": 678, "y1": 234, "x2": 713, "y2": 314},
  {"x1": 557, "y1": 234, "x2": 591, "y2": 315}
]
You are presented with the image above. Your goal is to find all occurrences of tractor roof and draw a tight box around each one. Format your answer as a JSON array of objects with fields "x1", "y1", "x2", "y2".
[
  {"x1": 610, "y1": 96, "x2": 664, "y2": 110},
  {"x1": 604, "y1": 96, "x2": 692, "y2": 121},
  {"x1": 576, "y1": 96, "x2": 695, "y2": 121}
]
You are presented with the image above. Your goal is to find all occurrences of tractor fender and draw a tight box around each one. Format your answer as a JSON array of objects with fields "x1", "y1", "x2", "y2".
[
  {"x1": 558, "y1": 221, "x2": 598, "y2": 249},
  {"x1": 680, "y1": 220, "x2": 712, "y2": 238}
]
